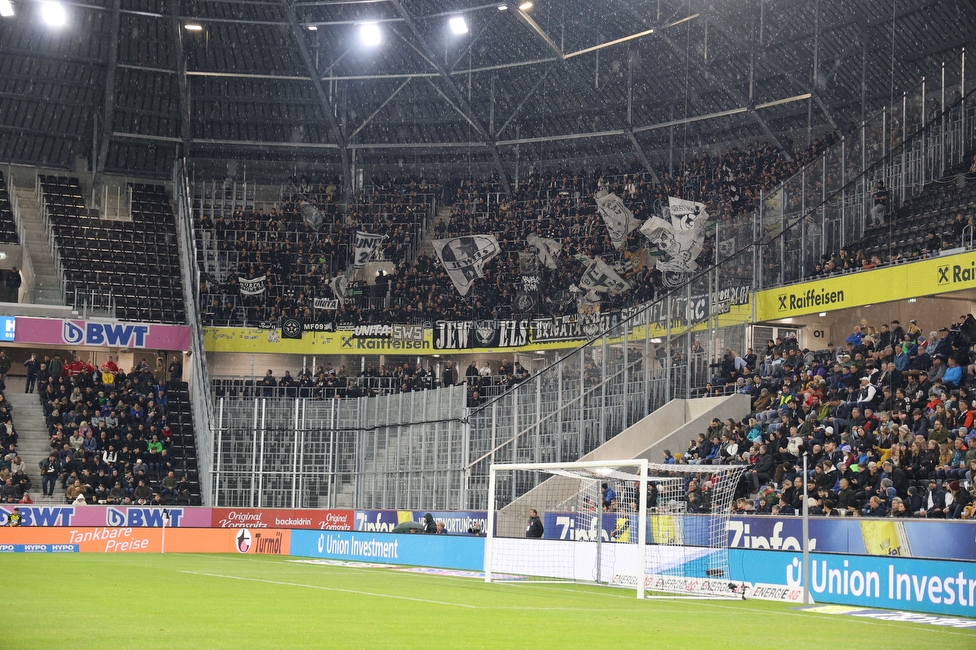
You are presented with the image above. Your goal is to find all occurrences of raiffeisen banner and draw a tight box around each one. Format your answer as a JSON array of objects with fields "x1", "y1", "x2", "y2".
[{"x1": 13, "y1": 317, "x2": 191, "y2": 350}]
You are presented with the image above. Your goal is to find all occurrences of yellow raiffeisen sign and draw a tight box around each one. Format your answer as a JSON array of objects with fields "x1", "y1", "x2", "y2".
[
  {"x1": 202, "y1": 300, "x2": 754, "y2": 356},
  {"x1": 755, "y1": 250, "x2": 976, "y2": 321}
]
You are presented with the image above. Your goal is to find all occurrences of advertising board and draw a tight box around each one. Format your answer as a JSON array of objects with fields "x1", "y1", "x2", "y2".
[
  {"x1": 211, "y1": 508, "x2": 354, "y2": 530},
  {"x1": 0, "y1": 526, "x2": 290, "y2": 554},
  {"x1": 14, "y1": 317, "x2": 191, "y2": 350},
  {"x1": 0, "y1": 505, "x2": 212, "y2": 528},
  {"x1": 289, "y1": 529, "x2": 484, "y2": 571}
]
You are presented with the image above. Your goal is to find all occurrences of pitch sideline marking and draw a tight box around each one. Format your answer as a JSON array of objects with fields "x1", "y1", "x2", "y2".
[{"x1": 180, "y1": 570, "x2": 478, "y2": 609}]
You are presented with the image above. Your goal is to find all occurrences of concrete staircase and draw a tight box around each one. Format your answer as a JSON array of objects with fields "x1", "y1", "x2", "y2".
[
  {"x1": 5, "y1": 377, "x2": 60, "y2": 504},
  {"x1": 418, "y1": 205, "x2": 452, "y2": 258},
  {"x1": 12, "y1": 184, "x2": 64, "y2": 306}
]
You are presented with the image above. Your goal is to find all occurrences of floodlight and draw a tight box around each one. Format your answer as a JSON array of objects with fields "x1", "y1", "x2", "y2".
[
  {"x1": 40, "y1": 1, "x2": 66, "y2": 27},
  {"x1": 360, "y1": 22, "x2": 381, "y2": 46},
  {"x1": 449, "y1": 16, "x2": 467, "y2": 35},
  {"x1": 0, "y1": 0, "x2": 14, "y2": 18},
  {"x1": 307, "y1": 24, "x2": 317, "y2": 31},
  {"x1": 184, "y1": 23, "x2": 203, "y2": 31},
  {"x1": 497, "y1": 4, "x2": 508, "y2": 10},
  {"x1": 518, "y1": 2, "x2": 532, "y2": 10}
]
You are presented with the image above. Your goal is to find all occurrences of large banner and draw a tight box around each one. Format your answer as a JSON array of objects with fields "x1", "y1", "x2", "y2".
[
  {"x1": 756, "y1": 249, "x2": 976, "y2": 320},
  {"x1": 432, "y1": 320, "x2": 530, "y2": 350},
  {"x1": 728, "y1": 549, "x2": 976, "y2": 619},
  {"x1": 14, "y1": 318, "x2": 191, "y2": 350},
  {"x1": 0, "y1": 526, "x2": 290, "y2": 555},
  {"x1": 239, "y1": 275, "x2": 267, "y2": 296},
  {"x1": 541, "y1": 512, "x2": 976, "y2": 562},
  {"x1": 211, "y1": 508, "x2": 354, "y2": 530},
  {"x1": 289, "y1": 529, "x2": 484, "y2": 570},
  {"x1": 594, "y1": 190, "x2": 639, "y2": 250}
]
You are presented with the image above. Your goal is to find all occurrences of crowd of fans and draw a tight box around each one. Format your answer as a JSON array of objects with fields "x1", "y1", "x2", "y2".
[
  {"x1": 215, "y1": 357, "x2": 531, "y2": 405},
  {"x1": 197, "y1": 135, "x2": 840, "y2": 328},
  {"x1": 0, "y1": 365, "x2": 28, "y2": 504},
  {"x1": 34, "y1": 353, "x2": 194, "y2": 505},
  {"x1": 666, "y1": 314, "x2": 976, "y2": 519}
]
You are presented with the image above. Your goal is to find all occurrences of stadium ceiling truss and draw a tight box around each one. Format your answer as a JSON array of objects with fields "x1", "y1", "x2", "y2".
[{"x1": 0, "y1": 0, "x2": 973, "y2": 179}]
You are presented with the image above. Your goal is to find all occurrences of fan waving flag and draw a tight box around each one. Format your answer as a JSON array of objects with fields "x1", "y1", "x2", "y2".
[
  {"x1": 578, "y1": 258, "x2": 631, "y2": 298},
  {"x1": 526, "y1": 234, "x2": 562, "y2": 270},
  {"x1": 667, "y1": 196, "x2": 708, "y2": 231},
  {"x1": 329, "y1": 274, "x2": 349, "y2": 299},
  {"x1": 354, "y1": 231, "x2": 388, "y2": 269},
  {"x1": 433, "y1": 235, "x2": 500, "y2": 296},
  {"x1": 594, "y1": 190, "x2": 639, "y2": 250},
  {"x1": 239, "y1": 275, "x2": 267, "y2": 296}
]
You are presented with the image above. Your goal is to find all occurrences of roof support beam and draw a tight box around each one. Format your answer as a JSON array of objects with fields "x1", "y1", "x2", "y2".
[
  {"x1": 692, "y1": 0, "x2": 840, "y2": 131},
  {"x1": 280, "y1": 0, "x2": 350, "y2": 182},
  {"x1": 169, "y1": 0, "x2": 192, "y2": 156},
  {"x1": 511, "y1": 10, "x2": 661, "y2": 184},
  {"x1": 95, "y1": 0, "x2": 121, "y2": 180},
  {"x1": 389, "y1": 0, "x2": 512, "y2": 196},
  {"x1": 618, "y1": 0, "x2": 791, "y2": 161}
]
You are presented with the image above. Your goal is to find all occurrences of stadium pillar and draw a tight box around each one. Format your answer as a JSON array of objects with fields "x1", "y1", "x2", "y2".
[{"x1": 802, "y1": 453, "x2": 811, "y2": 605}]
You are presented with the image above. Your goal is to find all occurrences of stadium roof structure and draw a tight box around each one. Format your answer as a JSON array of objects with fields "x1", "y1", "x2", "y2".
[{"x1": 0, "y1": 0, "x2": 973, "y2": 181}]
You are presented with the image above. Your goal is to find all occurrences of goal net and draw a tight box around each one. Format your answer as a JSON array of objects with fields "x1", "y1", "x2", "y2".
[{"x1": 485, "y1": 460, "x2": 747, "y2": 599}]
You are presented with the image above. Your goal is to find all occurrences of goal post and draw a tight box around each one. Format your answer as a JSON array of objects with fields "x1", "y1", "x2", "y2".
[{"x1": 485, "y1": 460, "x2": 747, "y2": 600}]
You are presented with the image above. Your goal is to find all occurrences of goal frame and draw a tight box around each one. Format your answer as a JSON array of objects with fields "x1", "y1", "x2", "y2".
[{"x1": 485, "y1": 459, "x2": 649, "y2": 599}]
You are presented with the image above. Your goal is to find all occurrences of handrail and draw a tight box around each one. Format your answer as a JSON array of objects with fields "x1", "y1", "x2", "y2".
[{"x1": 174, "y1": 158, "x2": 218, "y2": 506}]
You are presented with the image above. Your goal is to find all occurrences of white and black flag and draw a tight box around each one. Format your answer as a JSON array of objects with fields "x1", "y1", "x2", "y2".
[
  {"x1": 329, "y1": 274, "x2": 349, "y2": 300},
  {"x1": 578, "y1": 258, "x2": 631, "y2": 299},
  {"x1": 354, "y1": 231, "x2": 388, "y2": 269},
  {"x1": 526, "y1": 234, "x2": 561, "y2": 270},
  {"x1": 667, "y1": 197, "x2": 708, "y2": 232},
  {"x1": 313, "y1": 297, "x2": 339, "y2": 310},
  {"x1": 432, "y1": 235, "x2": 500, "y2": 297},
  {"x1": 594, "y1": 189, "x2": 639, "y2": 250},
  {"x1": 239, "y1": 275, "x2": 267, "y2": 296},
  {"x1": 300, "y1": 202, "x2": 324, "y2": 231}
]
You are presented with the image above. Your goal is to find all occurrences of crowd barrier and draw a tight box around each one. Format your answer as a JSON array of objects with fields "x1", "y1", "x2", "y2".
[
  {"x1": 2, "y1": 508, "x2": 975, "y2": 619},
  {"x1": 1, "y1": 506, "x2": 972, "y2": 562}
]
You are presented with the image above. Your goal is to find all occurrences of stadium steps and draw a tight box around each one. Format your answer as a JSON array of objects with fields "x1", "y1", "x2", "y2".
[
  {"x1": 11, "y1": 185, "x2": 64, "y2": 306},
  {"x1": 494, "y1": 394, "x2": 751, "y2": 533},
  {"x1": 418, "y1": 205, "x2": 452, "y2": 258},
  {"x1": 4, "y1": 377, "x2": 59, "y2": 503}
]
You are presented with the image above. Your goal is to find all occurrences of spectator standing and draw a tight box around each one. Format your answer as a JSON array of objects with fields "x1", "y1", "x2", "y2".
[
  {"x1": 5, "y1": 267, "x2": 21, "y2": 301},
  {"x1": 0, "y1": 350, "x2": 10, "y2": 385},
  {"x1": 870, "y1": 181, "x2": 889, "y2": 226},
  {"x1": 23, "y1": 353, "x2": 39, "y2": 393},
  {"x1": 168, "y1": 355, "x2": 183, "y2": 387},
  {"x1": 525, "y1": 509, "x2": 544, "y2": 538}
]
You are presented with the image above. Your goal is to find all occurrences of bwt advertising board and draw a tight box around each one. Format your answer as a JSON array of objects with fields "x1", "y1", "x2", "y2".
[
  {"x1": 729, "y1": 549, "x2": 976, "y2": 619},
  {"x1": 0, "y1": 526, "x2": 290, "y2": 555},
  {"x1": 211, "y1": 508, "x2": 354, "y2": 530},
  {"x1": 13, "y1": 317, "x2": 191, "y2": 350},
  {"x1": 290, "y1": 529, "x2": 484, "y2": 571},
  {"x1": 0, "y1": 506, "x2": 212, "y2": 528}
]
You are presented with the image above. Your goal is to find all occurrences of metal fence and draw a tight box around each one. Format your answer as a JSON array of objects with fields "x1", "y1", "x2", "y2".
[{"x1": 211, "y1": 385, "x2": 468, "y2": 509}]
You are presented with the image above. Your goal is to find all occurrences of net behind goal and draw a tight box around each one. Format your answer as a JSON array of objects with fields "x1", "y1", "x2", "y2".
[{"x1": 485, "y1": 460, "x2": 747, "y2": 599}]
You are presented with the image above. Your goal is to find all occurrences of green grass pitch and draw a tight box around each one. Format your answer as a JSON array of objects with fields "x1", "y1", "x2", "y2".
[{"x1": 3, "y1": 553, "x2": 974, "y2": 649}]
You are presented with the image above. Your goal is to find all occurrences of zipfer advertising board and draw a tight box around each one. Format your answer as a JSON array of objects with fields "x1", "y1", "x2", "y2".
[
  {"x1": 211, "y1": 508, "x2": 354, "y2": 530},
  {"x1": 539, "y1": 512, "x2": 976, "y2": 562},
  {"x1": 0, "y1": 526, "x2": 290, "y2": 555},
  {"x1": 353, "y1": 510, "x2": 487, "y2": 534},
  {"x1": 289, "y1": 529, "x2": 484, "y2": 571}
]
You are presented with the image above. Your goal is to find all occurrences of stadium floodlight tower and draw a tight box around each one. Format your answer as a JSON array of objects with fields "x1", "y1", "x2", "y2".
[{"x1": 485, "y1": 460, "x2": 747, "y2": 599}]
